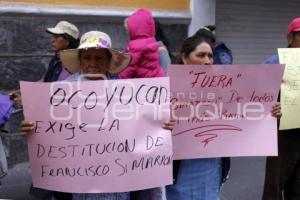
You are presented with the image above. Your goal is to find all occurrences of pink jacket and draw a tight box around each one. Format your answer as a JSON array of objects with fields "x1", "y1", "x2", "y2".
[{"x1": 119, "y1": 9, "x2": 164, "y2": 78}]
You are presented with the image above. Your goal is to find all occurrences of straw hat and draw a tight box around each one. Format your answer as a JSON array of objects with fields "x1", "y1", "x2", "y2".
[{"x1": 59, "y1": 31, "x2": 131, "y2": 74}]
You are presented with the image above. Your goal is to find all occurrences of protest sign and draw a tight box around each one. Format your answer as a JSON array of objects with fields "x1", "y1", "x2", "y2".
[
  {"x1": 278, "y1": 48, "x2": 300, "y2": 130},
  {"x1": 20, "y1": 77, "x2": 172, "y2": 193},
  {"x1": 169, "y1": 64, "x2": 284, "y2": 159}
]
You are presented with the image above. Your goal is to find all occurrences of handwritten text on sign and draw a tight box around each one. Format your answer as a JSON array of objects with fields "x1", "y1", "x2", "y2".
[
  {"x1": 278, "y1": 48, "x2": 300, "y2": 130},
  {"x1": 20, "y1": 78, "x2": 172, "y2": 193},
  {"x1": 168, "y1": 64, "x2": 284, "y2": 160}
]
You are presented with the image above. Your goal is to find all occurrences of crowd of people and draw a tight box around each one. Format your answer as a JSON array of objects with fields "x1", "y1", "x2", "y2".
[{"x1": 0, "y1": 7, "x2": 299, "y2": 200}]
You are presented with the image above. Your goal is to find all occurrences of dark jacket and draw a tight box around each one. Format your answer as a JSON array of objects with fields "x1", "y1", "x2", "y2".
[
  {"x1": 264, "y1": 54, "x2": 279, "y2": 64},
  {"x1": 214, "y1": 42, "x2": 232, "y2": 184},
  {"x1": 214, "y1": 42, "x2": 233, "y2": 65},
  {"x1": 43, "y1": 54, "x2": 63, "y2": 82},
  {"x1": 173, "y1": 43, "x2": 233, "y2": 185},
  {"x1": 33, "y1": 54, "x2": 72, "y2": 200}
]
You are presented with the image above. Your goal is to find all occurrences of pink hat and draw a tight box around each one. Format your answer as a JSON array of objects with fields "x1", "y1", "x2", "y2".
[{"x1": 288, "y1": 17, "x2": 300, "y2": 34}]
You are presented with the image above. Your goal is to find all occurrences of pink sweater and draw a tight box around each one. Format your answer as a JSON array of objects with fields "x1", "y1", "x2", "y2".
[{"x1": 119, "y1": 8, "x2": 164, "y2": 78}]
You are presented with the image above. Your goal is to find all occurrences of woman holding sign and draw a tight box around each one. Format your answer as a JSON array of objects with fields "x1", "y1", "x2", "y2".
[
  {"x1": 165, "y1": 36, "x2": 282, "y2": 200},
  {"x1": 21, "y1": 30, "x2": 131, "y2": 200},
  {"x1": 21, "y1": 30, "x2": 174, "y2": 200}
]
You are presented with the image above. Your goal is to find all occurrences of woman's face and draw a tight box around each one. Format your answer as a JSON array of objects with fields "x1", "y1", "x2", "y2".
[
  {"x1": 288, "y1": 31, "x2": 300, "y2": 48},
  {"x1": 79, "y1": 48, "x2": 111, "y2": 80},
  {"x1": 182, "y1": 42, "x2": 213, "y2": 65},
  {"x1": 51, "y1": 35, "x2": 69, "y2": 51}
]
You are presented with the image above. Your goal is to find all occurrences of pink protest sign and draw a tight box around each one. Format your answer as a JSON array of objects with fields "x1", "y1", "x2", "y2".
[
  {"x1": 168, "y1": 64, "x2": 284, "y2": 160},
  {"x1": 20, "y1": 77, "x2": 172, "y2": 193}
]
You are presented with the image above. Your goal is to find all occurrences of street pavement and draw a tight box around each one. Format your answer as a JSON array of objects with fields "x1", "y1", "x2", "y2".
[
  {"x1": 220, "y1": 157, "x2": 265, "y2": 200},
  {"x1": 0, "y1": 157, "x2": 266, "y2": 200}
]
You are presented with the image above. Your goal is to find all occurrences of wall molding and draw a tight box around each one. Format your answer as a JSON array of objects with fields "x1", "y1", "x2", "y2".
[{"x1": 0, "y1": 3, "x2": 191, "y2": 23}]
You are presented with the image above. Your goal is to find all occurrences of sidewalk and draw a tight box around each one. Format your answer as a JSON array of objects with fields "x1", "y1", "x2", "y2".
[
  {"x1": 0, "y1": 157, "x2": 266, "y2": 200},
  {"x1": 0, "y1": 162, "x2": 31, "y2": 200}
]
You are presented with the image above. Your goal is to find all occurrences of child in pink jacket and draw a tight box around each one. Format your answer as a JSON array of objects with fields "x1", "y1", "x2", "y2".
[{"x1": 119, "y1": 8, "x2": 164, "y2": 78}]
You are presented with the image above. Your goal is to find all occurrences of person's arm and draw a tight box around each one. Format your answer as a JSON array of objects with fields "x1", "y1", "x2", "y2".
[
  {"x1": 271, "y1": 102, "x2": 282, "y2": 119},
  {"x1": 162, "y1": 120, "x2": 175, "y2": 131},
  {"x1": 158, "y1": 45, "x2": 171, "y2": 75},
  {"x1": 20, "y1": 120, "x2": 34, "y2": 136},
  {"x1": 263, "y1": 54, "x2": 279, "y2": 64}
]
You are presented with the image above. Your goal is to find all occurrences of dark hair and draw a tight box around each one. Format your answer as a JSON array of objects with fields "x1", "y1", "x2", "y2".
[
  {"x1": 288, "y1": 31, "x2": 300, "y2": 47},
  {"x1": 155, "y1": 20, "x2": 170, "y2": 50},
  {"x1": 179, "y1": 36, "x2": 213, "y2": 64},
  {"x1": 62, "y1": 33, "x2": 80, "y2": 49},
  {"x1": 154, "y1": 19, "x2": 175, "y2": 62},
  {"x1": 194, "y1": 25, "x2": 216, "y2": 44}
]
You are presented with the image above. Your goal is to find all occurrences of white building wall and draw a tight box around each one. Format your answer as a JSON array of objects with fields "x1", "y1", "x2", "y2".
[
  {"x1": 189, "y1": 0, "x2": 216, "y2": 36},
  {"x1": 215, "y1": 0, "x2": 300, "y2": 64}
]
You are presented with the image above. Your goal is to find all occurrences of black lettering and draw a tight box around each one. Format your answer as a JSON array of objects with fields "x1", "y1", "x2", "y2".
[
  {"x1": 155, "y1": 137, "x2": 164, "y2": 147},
  {"x1": 45, "y1": 121, "x2": 57, "y2": 134},
  {"x1": 135, "y1": 84, "x2": 146, "y2": 105},
  {"x1": 49, "y1": 169, "x2": 55, "y2": 176},
  {"x1": 105, "y1": 143, "x2": 113, "y2": 153},
  {"x1": 96, "y1": 144, "x2": 105, "y2": 155},
  {"x1": 163, "y1": 155, "x2": 172, "y2": 165},
  {"x1": 84, "y1": 167, "x2": 89, "y2": 176},
  {"x1": 68, "y1": 145, "x2": 79, "y2": 157},
  {"x1": 50, "y1": 88, "x2": 66, "y2": 106},
  {"x1": 59, "y1": 123, "x2": 63, "y2": 132},
  {"x1": 34, "y1": 121, "x2": 43, "y2": 133},
  {"x1": 87, "y1": 166, "x2": 96, "y2": 176},
  {"x1": 119, "y1": 86, "x2": 134, "y2": 105},
  {"x1": 109, "y1": 119, "x2": 119, "y2": 131},
  {"x1": 145, "y1": 157, "x2": 153, "y2": 168},
  {"x1": 85, "y1": 144, "x2": 94, "y2": 156},
  {"x1": 125, "y1": 139, "x2": 136, "y2": 152},
  {"x1": 96, "y1": 165, "x2": 109, "y2": 176},
  {"x1": 65, "y1": 123, "x2": 75, "y2": 140},
  {"x1": 48, "y1": 146, "x2": 57, "y2": 158},
  {"x1": 58, "y1": 146, "x2": 67, "y2": 158},
  {"x1": 132, "y1": 157, "x2": 144, "y2": 170},
  {"x1": 37, "y1": 144, "x2": 45, "y2": 158},
  {"x1": 79, "y1": 123, "x2": 88, "y2": 132},
  {"x1": 115, "y1": 158, "x2": 127, "y2": 176},
  {"x1": 117, "y1": 143, "x2": 125, "y2": 152},
  {"x1": 146, "y1": 86, "x2": 159, "y2": 104},
  {"x1": 65, "y1": 167, "x2": 75, "y2": 177},
  {"x1": 67, "y1": 90, "x2": 81, "y2": 109},
  {"x1": 57, "y1": 168, "x2": 64, "y2": 176},
  {"x1": 105, "y1": 87, "x2": 118, "y2": 111},
  {"x1": 158, "y1": 86, "x2": 168, "y2": 104},
  {"x1": 41, "y1": 165, "x2": 49, "y2": 177},
  {"x1": 81, "y1": 146, "x2": 85, "y2": 156},
  {"x1": 77, "y1": 167, "x2": 84, "y2": 176},
  {"x1": 111, "y1": 142, "x2": 116, "y2": 152},
  {"x1": 98, "y1": 118, "x2": 105, "y2": 132},
  {"x1": 84, "y1": 91, "x2": 98, "y2": 110},
  {"x1": 146, "y1": 135, "x2": 154, "y2": 150},
  {"x1": 103, "y1": 165, "x2": 110, "y2": 175},
  {"x1": 154, "y1": 155, "x2": 162, "y2": 165}
]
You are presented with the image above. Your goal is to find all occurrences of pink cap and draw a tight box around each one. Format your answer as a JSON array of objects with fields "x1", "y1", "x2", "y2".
[{"x1": 288, "y1": 17, "x2": 300, "y2": 34}]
